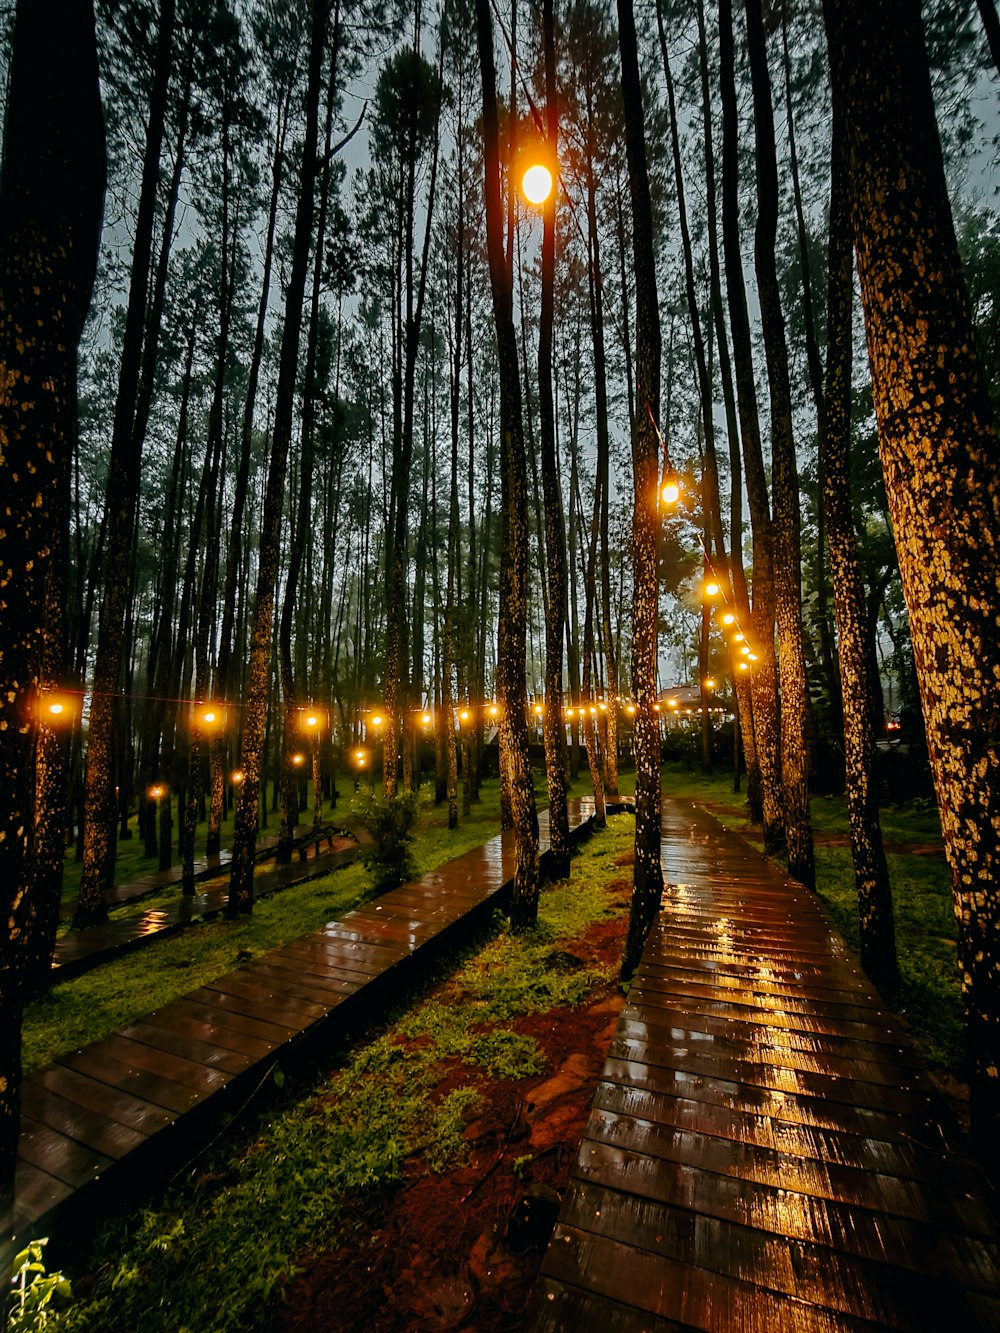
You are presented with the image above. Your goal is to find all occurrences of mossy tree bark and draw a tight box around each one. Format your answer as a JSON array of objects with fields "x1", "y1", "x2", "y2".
[
  {"x1": 820, "y1": 106, "x2": 900, "y2": 998},
  {"x1": 0, "y1": 0, "x2": 104, "y2": 1199},
  {"x1": 825, "y1": 0, "x2": 1000, "y2": 1166},
  {"x1": 475, "y1": 0, "x2": 539, "y2": 926},
  {"x1": 618, "y1": 0, "x2": 664, "y2": 979}
]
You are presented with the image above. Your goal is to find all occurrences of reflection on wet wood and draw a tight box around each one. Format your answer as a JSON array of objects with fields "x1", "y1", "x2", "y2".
[
  {"x1": 6, "y1": 801, "x2": 596, "y2": 1270},
  {"x1": 531, "y1": 798, "x2": 1000, "y2": 1331}
]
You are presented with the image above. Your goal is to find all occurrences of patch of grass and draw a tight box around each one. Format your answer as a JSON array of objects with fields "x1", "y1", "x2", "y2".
[
  {"x1": 60, "y1": 818, "x2": 632, "y2": 1333},
  {"x1": 25, "y1": 782, "x2": 507, "y2": 1075}
]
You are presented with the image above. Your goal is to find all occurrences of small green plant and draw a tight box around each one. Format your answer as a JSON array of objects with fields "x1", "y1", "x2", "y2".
[
  {"x1": 356, "y1": 790, "x2": 419, "y2": 894},
  {"x1": 6, "y1": 1239, "x2": 71, "y2": 1331}
]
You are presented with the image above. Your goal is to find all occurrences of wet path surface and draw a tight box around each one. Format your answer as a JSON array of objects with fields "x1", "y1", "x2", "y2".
[
  {"x1": 52, "y1": 827, "x2": 364, "y2": 980},
  {"x1": 530, "y1": 798, "x2": 1000, "y2": 1331},
  {"x1": 4, "y1": 802, "x2": 594, "y2": 1270}
]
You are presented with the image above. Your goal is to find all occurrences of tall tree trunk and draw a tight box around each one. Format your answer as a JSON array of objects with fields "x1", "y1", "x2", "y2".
[
  {"x1": 77, "y1": 0, "x2": 175, "y2": 926},
  {"x1": 780, "y1": 8, "x2": 839, "y2": 731},
  {"x1": 745, "y1": 0, "x2": 815, "y2": 889},
  {"x1": 0, "y1": 0, "x2": 104, "y2": 1201},
  {"x1": 475, "y1": 0, "x2": 539, "y2": 924},
  {"x1": 695, "y1": 0, "x2": 760, "y2": 818},
  {"x1": 618, "y1": 0, "x2": 663, "y2": 978},
  {"x1": 718, "y1": 0, "x2": 782, "y2": 851},
  {"x1": 537, "y1": 0, "x2": 571, "y2": 877},
  {"x1": 820, "y1": 107, "x2": 899, "y2": 997},
  {"x1": 825, "y1": 0, "x2": 1000, "y2": 1168},
  {"x1": 384, "y1": 37, "x2": 444, "y2": 796},
  {"x1": 278, "y1": 28, "x2": 340, "y2": 861},
  {"x1": 228, "y1": 0, "x2": 326, "y2": 914}
]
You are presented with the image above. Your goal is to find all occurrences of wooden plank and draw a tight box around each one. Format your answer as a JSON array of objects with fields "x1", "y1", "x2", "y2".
[
  {"x1": 17, "y1": 1115, "x2": 114, "y2": 1190},
  {"x1": 542, "y1": 1223, "x2": 872, "y2": 1331},
  {"x1": 556, "y1": 1178, "x2": 1000, "y2": 1330},
  {"x1": 31, "y1": 1065, "x2": 176, "y2": 1137},
  {"x1": 20, "y1": 1083, "x2": 149, "y2": 1160},
  {"x1": 194, "y1": 979, "x2": 328, "y2": 1026},
  {"x1": 56, "y1": 1044, "x2": 207, "y2": 1113},
  {"x1": 163, "y1": 996, "x2": 301, "y2": 1045},
  {"x1": 119, "y1": 1019, "x2": 263, "y2": 1074}
]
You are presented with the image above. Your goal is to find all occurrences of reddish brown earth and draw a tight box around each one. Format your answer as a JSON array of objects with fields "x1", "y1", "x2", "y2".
[{"x1": 266, "y1": 872, "x2": 632, "y2": 1333}]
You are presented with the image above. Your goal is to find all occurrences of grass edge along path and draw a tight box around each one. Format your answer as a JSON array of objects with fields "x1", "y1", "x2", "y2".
[
  {"x1": 52, "y1": 816, "x2": 636, "y2": 1333},
  {"x1": 23, "y1": 783, "x2": 511, "y2": 1075}
]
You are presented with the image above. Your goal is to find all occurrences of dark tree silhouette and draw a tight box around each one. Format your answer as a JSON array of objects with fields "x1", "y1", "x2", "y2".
[{"x1": 0, "y1": 0, "x2": 104, "y2": 1199}]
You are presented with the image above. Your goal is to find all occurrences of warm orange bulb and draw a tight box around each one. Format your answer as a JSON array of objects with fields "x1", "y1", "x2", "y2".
[
  {"x1": 522, "y1": 162, "x2": 553, "y2": 205},
  {"x1": 704, "y1": 581, "x2": 721, "y2": 598},
  {"x1": 422, "y1": 712, "x2": 431, "y2": 725},
  {"x1": 722, "y1": 611, "x2": 736, "y2": 626},
  {"x1": 661, "y1": 479, "x2": 680, "y2": 506},
  {"x1": 231, "y1": 770, "x2": 244, "y2": 785}
]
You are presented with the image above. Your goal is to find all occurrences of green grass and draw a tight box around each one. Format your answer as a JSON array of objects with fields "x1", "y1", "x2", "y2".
[
  {"x1": 59, "y1": 816, "x2": 635, "y2": 1333},
  {"x1": 24, "y1": 780, "x2": 508, "y2": 1075}
]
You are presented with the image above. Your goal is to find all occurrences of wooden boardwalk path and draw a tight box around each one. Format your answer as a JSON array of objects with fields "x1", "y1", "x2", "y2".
[
  {"x1": 530, "y1": 797, "x2": 1000, "y2": 1331},
  {"x1": 52, "y1": 823, "x2": 368, "y2": 981},
  {"x1": 4, "y1": 801, "x2": 595, "y2": 1272}
]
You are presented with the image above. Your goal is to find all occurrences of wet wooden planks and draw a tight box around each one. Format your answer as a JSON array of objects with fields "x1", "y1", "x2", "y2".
[
  {"x1": 5, "y1": 802, "x2": 595, "y2": 1268},
  {"x1": 51, "y1": 831, "x2": 362, "y2": 980},
  {"x1": 531, "y1": 798, "x2": 1000, "y2": 1332}
]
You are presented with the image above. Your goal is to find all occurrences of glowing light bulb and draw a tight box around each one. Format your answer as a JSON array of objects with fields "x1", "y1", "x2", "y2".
[
  {"x1": 522, "y1": 163, "x2": 553, "y2": 205},
  {"x1": 661, "y1": 479, "x2": 680, "y2": 505},
  {"x1": 422, "y1": 712, "x2": 431, "y2": 725},
  {"x1": 704, "y1": 581, "x2": 720, "y2": 598}
]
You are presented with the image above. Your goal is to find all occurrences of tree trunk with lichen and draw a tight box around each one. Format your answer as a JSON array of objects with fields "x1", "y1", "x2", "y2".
[
  {"x1": 0, "y1": 0, "x2": 104, "y2": 1202},
  {"x1": 820, "y1": 106, "x2": 900, "y2": 998},
  {"x1": 618, "y1": 0, "x2": 664, "y2": 979},
  {"x1": 476, "y1": 0, "x2": 539, "y2": 926},
  {"x1": 825, "y1": 0, "x2": 1000, "y2": 1167}
]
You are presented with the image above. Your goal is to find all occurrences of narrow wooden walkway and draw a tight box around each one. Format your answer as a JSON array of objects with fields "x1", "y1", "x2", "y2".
[
  {"x1": 530, "y1": 798, "x2": 1000, "y2": 1331},
  {"x1": 4, "y1": 801, "x2": 595, "y2": 1272},
  {"x1": 52, "y1": 821, "x2": 373, "y2": 981}
]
